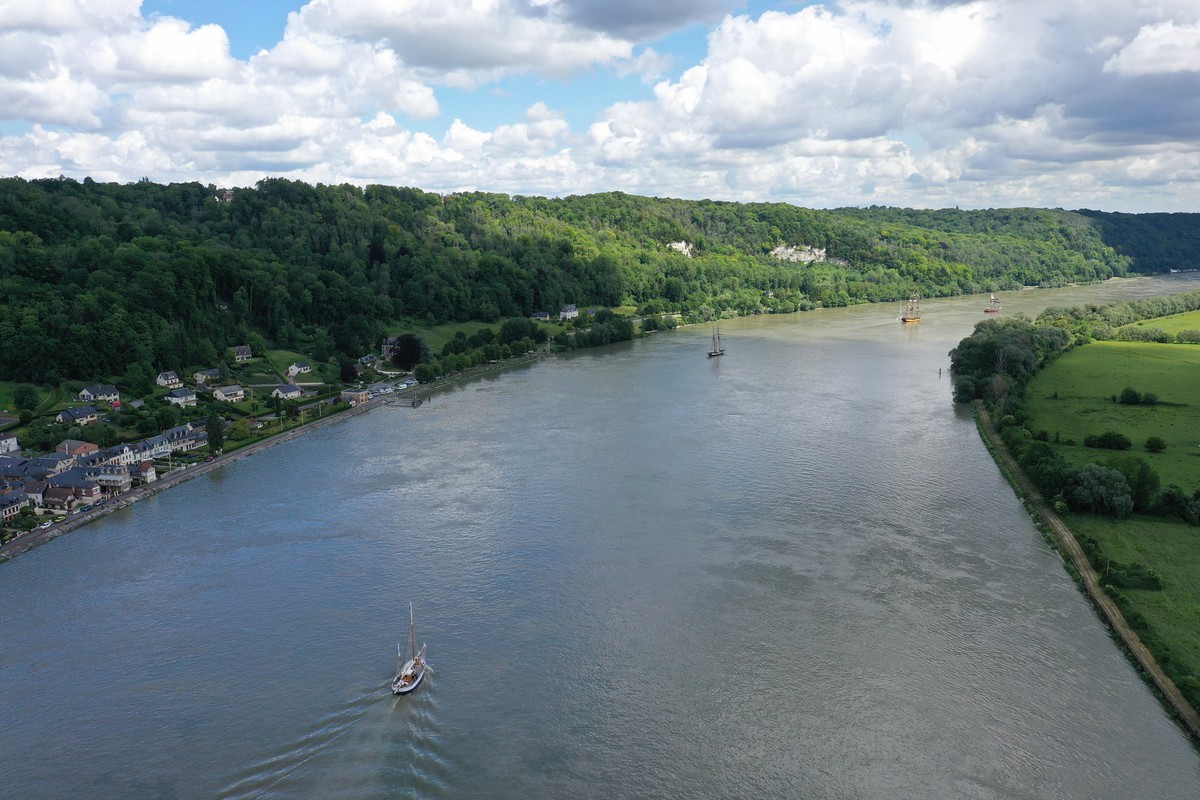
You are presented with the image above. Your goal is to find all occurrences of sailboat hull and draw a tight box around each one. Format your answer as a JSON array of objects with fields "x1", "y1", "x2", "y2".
[{"x1": 392, "y1": 658, "x2": 425, "y2": 694}]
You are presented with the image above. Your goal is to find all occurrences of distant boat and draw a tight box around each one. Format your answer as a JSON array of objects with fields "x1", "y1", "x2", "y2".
[
  {"x1": 984, "y1": 294, "x2": 1001, "y2": 313},
  {"x1": 392, "y1": 603, "x2": 427, "y2": 695},
  {"x1": 900, "y1": 294, "x2": 921, "y2": 323},
  {"x1": 708, "y1": 327, "x2": 725, "y2": 358}
]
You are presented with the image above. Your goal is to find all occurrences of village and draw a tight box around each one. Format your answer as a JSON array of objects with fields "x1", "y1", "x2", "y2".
[{"x1": 0, "y1": 344, "x2": 416, "y2": 542}]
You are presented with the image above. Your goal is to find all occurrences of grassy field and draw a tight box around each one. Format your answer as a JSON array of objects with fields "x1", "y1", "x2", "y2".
[
  {"x1": 1068, "y1": 512, "x2": 1200, "y2": 693},
  {"x1": 1120, "y1": 309, "x2": 1200, "y2": 336},
  {"x1": 1025, "y1": 341, "x2": 1200, "y2": 489},
  {"x1": 262, "y1": 350, "x2": 310, "y2": 376}
]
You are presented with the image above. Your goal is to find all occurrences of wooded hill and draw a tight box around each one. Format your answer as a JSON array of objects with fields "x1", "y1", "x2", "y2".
[{"x1": 0, "y1": 175, "x2": 1193, "y2": 384}]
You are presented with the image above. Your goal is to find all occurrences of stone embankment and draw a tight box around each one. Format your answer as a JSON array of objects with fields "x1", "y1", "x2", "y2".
[{"x1": 976, "y1": 404, "x2": 1200, "y2": 742}]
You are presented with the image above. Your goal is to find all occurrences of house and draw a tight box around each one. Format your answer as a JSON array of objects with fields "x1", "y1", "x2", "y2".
[
  {"x1": 42, "y1": 486, "x2": 79, "y2": 513},
  {"x1": 166, "y1": 387, "x2": 197, "y2": 407},
  {"x1": 194, "y1": 368, "x2": 221, "y2": 384},
  {"x1": 156, "y1": 371, "x2": 182, "y2": 389},
  {"x1": 287, "y1": 362, "x2": 311, "y2": 378},
  {"x1": 56, "y1": 440, "x2": 99, "y2": 458},
  {"x1": 531, "y1": 311, "x2": 550, "y2": 322},
  {"x1": 272, "y1": 384, "x2": 303, "y2": 401},
  {"x1": 97, "y1": 444, "x2": 138, "y2": 467},
  {"x1": 559, "y1": 303, "x2": 579, "y2": 320},
  {"x1": 0, "y1": 435, "x2": 18, "y2": 455},
  {"x1": 133, "y1": 461, "x2": 157, "y2": 485},
  {"x1": 47, "y1": 470, "x2": 101, "y2": 503},
  {"x1": 21, "y1": 480, "x2": 47, "y2": 508},
  {"x1": 0, "y1": 490, "x2": 29, "y2": 521},
  {"x1": 137, "y1": 435, "x2": 172, "y2": 460},
  {"x1": 164, "y1": 423, "x2": 207, "y2": 453},
  {"x1": 26, "y1": 454, "x2": 76, "y2": 478},
  {"x1": 56, "y1": 406, "x2": 99, "y2": 426},
  {"x1": 78, "y1": 384, "x2": 120, "y2": 403},
  {"x1": 84, "y1": 465, "x2": 132, "y2": 495},
  {"x1": 230, "y1": 345, "x2": 253, "y2": 362},
  {"x1": 341, "y1": 388, "x2": 369, "y2": 406},
  {"x1": 382, "y1": 336, "x2": 402, "y2": 359},
  {"x1": 213, "y1": 385, "x2": 245, "y2": 403}
]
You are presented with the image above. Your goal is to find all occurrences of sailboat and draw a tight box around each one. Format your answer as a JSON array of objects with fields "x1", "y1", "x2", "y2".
[
  {"x1": 899, "y1": 294, "x2": 921, "y2": 323},
  {"x1": 984, "y1": 294, "x2": 1001, "y2": 313},
  {"x1": 392, "y1": 603, "x2": 427, "y2": 695},
  {"x1": 708, "y1": 327, "x2": 725, "y2": 358}
]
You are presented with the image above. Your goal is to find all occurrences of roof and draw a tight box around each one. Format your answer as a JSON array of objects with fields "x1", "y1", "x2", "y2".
[
  {"x1": 157, "y1": 370, "x2": 179, "y2": 379},
  {"x1": 167, "y1": 387, "x2": 196, "y2": 398}
]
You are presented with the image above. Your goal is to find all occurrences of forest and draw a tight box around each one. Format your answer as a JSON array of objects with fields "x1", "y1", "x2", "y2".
[{"x1": 0, "y1": 175, "x2": 1193, "y2": 384}]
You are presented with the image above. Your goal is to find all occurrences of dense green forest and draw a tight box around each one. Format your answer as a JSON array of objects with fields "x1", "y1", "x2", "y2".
[{"x1": 0, "y1": 176, "x2": 1190, "y2": 383}]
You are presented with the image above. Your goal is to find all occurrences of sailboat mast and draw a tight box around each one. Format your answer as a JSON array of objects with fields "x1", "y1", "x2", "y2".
[{"x1": 409, "y1": 602, "x2": 415, "y2": 660}]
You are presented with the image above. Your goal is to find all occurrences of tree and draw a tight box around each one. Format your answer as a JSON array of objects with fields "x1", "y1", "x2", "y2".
[
  {"x1": 13, "y1": 384, "x2": 38, "y2": 411},
  {"x1": 206, "y1": 410, "x2": 224, "y2": 453},
  {"x1": 339, "y1": 357, "x2": 358, "y2": 383},
  {"x1": 390, "y1": 334, "x2": 425, "y2": 371},
  {"x1": 1145, "y1": 436, "x2": 1167, "y2": 452},
  {"x1": 1119, "y1": 387, "x2": 1142, "y2": 405},
  {"x1": 1068, "y1": 464, "x2": 1133, "y2": 518}
]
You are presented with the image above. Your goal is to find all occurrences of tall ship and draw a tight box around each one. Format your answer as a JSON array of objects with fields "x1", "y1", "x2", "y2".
[
  {"x1": 392, "y1": 603, "x2": 427, "y2": 695},
  {"x1": 984, "y1": 294, "x2": 1001, "y2": 313},
  {"x1": 708, "y1": 327, "x2": 726, "y2": 358},
  {"x1": 899, "y1": 294, "x2": 921, "y2": 323}
]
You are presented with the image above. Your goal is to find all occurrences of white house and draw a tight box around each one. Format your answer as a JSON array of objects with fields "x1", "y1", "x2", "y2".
[
  {"x1": 166, "y1": 387, "x2": 197, "y2": 407},
  {"x1": 230, "y1": 345, "x2": 253, "y2": 362},
  {"x1": 79, "y1": 384, "x2": 119, "y2": 403},
  {"x1": 272, "y1": 384, "x2": 303, "y2": 400},
  {"x1": 56, "y1": 406, "x2": 99, "y2": 426},
  {"x1": 287, "y1": 361, "x2": 312, "y2": 378},
  {"x1": 213, "y1": 385, "x2": 245, "y2": 403},
  {"x1": 559, "y1": 304, "x2": 579, "y2": 320},
  {"x1": 0, "y1": 435, "x2": 18, "y2": 455},
  {"x1": 156, "y1": 371, "x2": 182, "y2": 389},
  {"x1": 194, "y1": 368, "x2": 221, "y2": 384}
]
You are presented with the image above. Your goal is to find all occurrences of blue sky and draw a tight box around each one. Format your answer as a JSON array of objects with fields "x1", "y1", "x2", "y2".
[{"x1": 2, "y1": 1, "x2": 1199, "y2": 211}]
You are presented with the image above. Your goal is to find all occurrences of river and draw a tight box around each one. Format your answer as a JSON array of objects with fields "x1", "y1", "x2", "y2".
[{"x1": 3, "y1": 276, "x2": 1200, "y2": 799}]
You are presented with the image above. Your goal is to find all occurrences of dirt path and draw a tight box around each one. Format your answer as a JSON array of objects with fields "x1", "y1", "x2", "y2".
[{"x1": 976, "y1": 404, "x2": 1200, "y2": 742}]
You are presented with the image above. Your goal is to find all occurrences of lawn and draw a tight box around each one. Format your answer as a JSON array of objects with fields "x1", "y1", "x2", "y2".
[
  {"x1": 1025, "y1": 341, "x2": 1200, "y2": 489},
  {"x1": 263, "y1": 350, "x2": 312, "y2": 375}
]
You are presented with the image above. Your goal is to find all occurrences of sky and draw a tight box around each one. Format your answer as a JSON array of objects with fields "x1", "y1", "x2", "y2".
[{"x1": 1, "y1": 0, "x2": 1199, "y2": 212}]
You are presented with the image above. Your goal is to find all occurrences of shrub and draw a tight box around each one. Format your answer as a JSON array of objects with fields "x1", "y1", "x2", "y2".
[
  {"x1": 1119, "y1": 387, "x2": 1142, "y2": 405},
  {"x1": 1084, "y1": 431, "x2": 1132, "y2": 450},
  {"x1": 1141, "y1": 392, "x2": 1158, "y2": 406},
  {"x1": 1145, "y1": 436, "x2": 1167, "y2": 452}
]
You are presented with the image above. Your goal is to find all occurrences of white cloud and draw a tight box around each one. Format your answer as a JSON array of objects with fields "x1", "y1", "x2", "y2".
[
  {"x1": 1104, "y1": 21, "x2": 1200, "y2": 76},
  {"x1": 1, "y1": 1, "x2": 1200, "y2": 212}
]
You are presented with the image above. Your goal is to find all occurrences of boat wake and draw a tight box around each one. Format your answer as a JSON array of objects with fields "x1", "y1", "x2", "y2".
[{"x1": 214, "y1": 684, "x2": 452, "y2": 799}]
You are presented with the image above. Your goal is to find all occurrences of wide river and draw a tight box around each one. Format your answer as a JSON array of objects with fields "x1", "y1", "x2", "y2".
[{"x1": 4, "y1": 276, "x2": 1200, "y2": 799}]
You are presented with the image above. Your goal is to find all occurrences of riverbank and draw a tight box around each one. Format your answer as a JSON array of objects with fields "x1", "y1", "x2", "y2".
[
  {"x1": 975, "y1": 403, "x2": 1200, "y2": 743},
  {"x1": 0, "y1": 351, "x2": 549, "y2": 565}
]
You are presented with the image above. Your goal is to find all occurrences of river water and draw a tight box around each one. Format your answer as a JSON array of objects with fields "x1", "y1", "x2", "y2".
[{"x1": 3, "y1": 276, "x2": 1200, "y2": 799}]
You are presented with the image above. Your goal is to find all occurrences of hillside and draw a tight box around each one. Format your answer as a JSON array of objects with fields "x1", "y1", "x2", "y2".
[{"x1": 0, "y1": 176, "x2": 1187, "y2": 384}]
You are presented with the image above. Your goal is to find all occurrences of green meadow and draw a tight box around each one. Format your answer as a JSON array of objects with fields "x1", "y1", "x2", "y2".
[
  {"x1": 1025, "y1": 339, "x2": 1200, "y2": 706},
  {"x1": 1068, "y1": 512, "x2": 1200, "y2": 695},
  {"x1": 1025, "y1": 341, "x2": 1200, "y2": 489},
  {"x1": 1121, "y1": 309, "x2": 1200, "y2": 336}
]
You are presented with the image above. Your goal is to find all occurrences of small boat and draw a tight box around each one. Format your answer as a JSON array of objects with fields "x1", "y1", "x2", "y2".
[
  {"x1": 392, "y1": 603, "x2": 427, "y2": 695},
  {"x1": 984, "y1": 294, "x2": 1001, "y2": 313},
  {"x1": 708, "y1": 327, "x2": 725, "y2": 357},
  {"x1": 900, "y1": 294, "x2": 921, "y2": 323}
]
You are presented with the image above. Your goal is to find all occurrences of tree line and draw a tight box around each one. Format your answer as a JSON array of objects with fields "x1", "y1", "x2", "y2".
[{"x1": 1, "y1": 176, "x2": 1185, "y2": 386}]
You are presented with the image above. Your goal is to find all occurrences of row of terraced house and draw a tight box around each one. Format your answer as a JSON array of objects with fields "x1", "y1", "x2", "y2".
[{"x1": 0, "y1": 423, "x2": 208, "y2": 523}]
